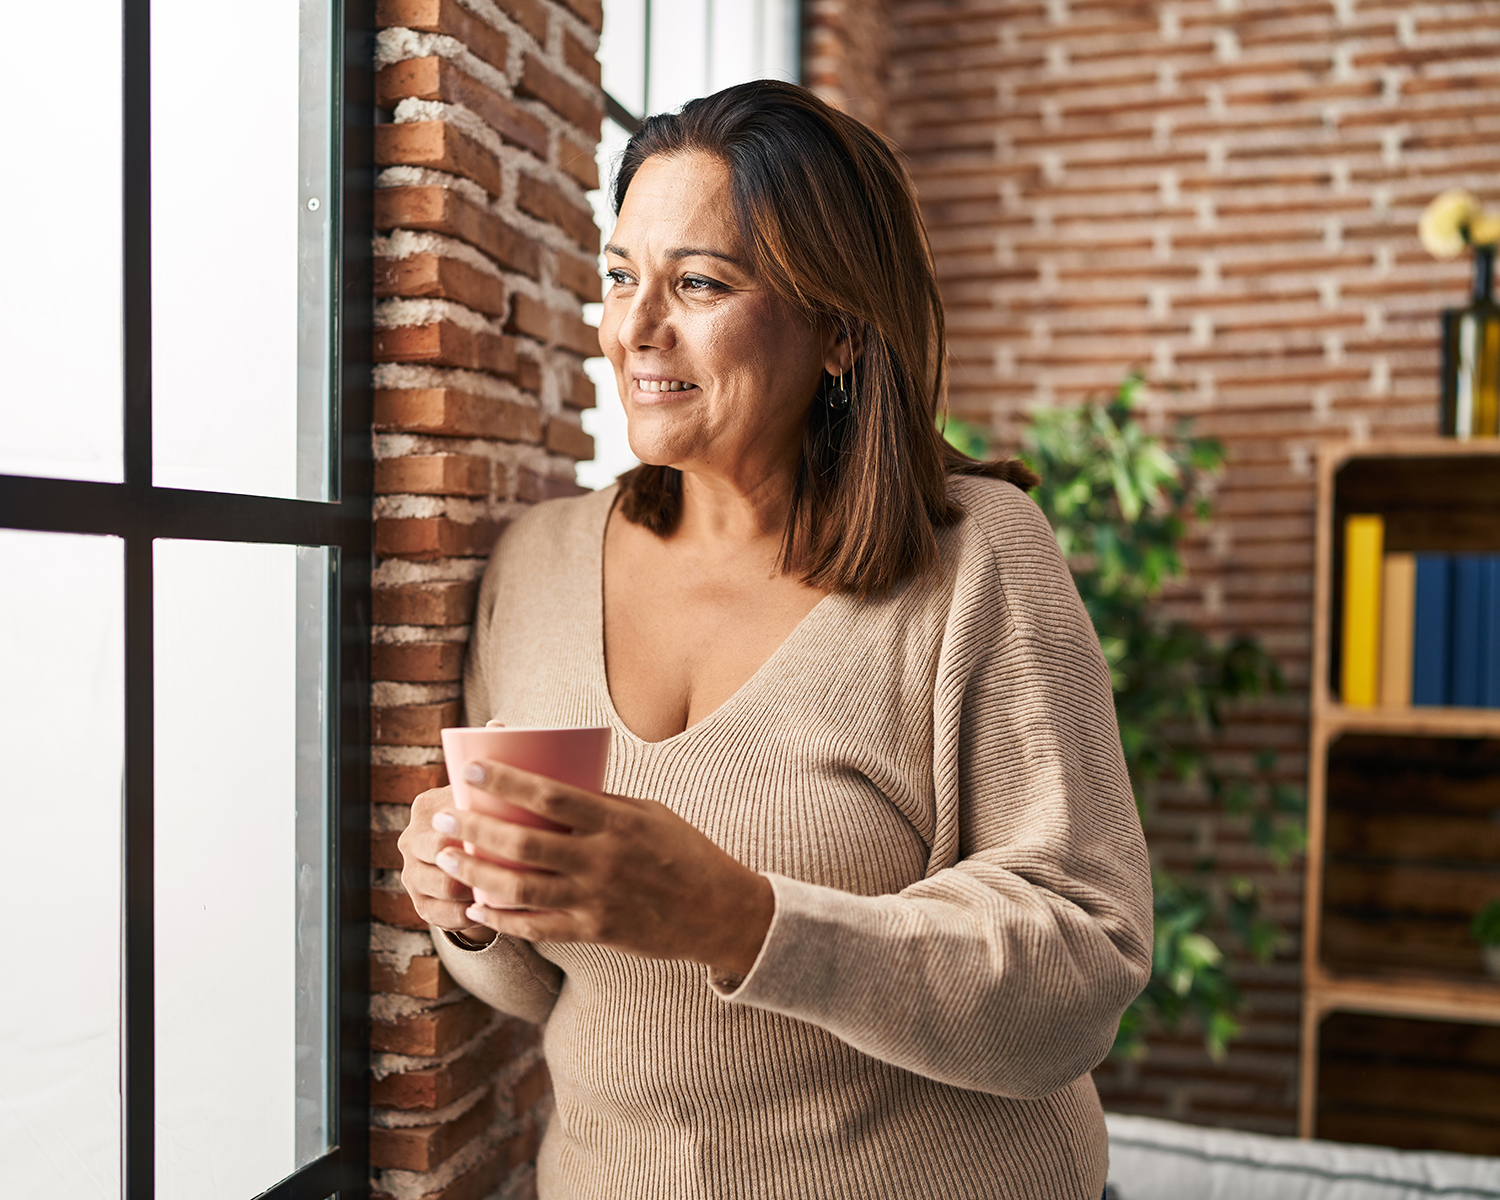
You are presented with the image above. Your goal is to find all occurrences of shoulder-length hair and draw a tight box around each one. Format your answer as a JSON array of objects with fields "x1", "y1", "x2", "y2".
[{"x1": 610, "y1": 80, "x2": 1037, "y2": 597}]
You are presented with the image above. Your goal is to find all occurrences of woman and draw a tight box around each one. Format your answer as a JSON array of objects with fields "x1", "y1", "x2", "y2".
[{"x1": 398, "y1": 80, "x2": 1152, "y2": 1199}]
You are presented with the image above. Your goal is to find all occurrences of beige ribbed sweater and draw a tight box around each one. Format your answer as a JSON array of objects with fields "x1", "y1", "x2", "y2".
[{"x1": 433, "y1": 475, "x2": 1153, "y2": 1200}]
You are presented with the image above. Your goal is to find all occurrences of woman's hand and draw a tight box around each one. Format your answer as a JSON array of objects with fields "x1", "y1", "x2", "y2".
[
  {"x1": 397, "y1": 785, "x2": 497, "y2": 946},
  {"x1": 432, "y1": 759, "x2": 775, "y2": 977}
]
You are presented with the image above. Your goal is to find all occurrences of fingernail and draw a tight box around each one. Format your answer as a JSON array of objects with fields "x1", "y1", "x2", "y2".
[
  {"x1": 462, "y1": 761, "x2": 486, "y2": 783},
  {"x1": 466, "y1": 904, "x2": 486, "y2": 922},
  {"x1": 432, "y1": 812, "x2": 457, "y2": 834},
  {"x1": 436, "y1": 850, "x2": 460, "y2": 874}
]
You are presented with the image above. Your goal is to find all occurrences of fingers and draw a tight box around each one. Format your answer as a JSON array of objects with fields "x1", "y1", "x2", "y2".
[
  {"x1": 437, "y1": 809, "x2": 586, "y2": 874},
  {"x1": 435, "y1": 847, "x2": 573, "y2": 912},
  {"x1": 459, "y1": 759, "x2": 616, "y2": 832}
]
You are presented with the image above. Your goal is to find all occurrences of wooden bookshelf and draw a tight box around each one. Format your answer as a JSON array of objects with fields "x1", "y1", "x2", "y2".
[{"x1": 1300, "y1": 437, "x2": 1500, "y2": 1151}]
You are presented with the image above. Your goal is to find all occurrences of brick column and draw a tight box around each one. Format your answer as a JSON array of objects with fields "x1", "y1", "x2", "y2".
[{"x1": 366, "y1": 0, "x2": 603, "y2": 1194}]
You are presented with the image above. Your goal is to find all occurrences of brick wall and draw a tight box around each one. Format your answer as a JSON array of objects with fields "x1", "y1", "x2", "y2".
[
  {"x1": 803, "y1": 0, "x2": 893, "y2": 134},
  {"x1": 367, "y1": 0, "x2": 603, "y2": 1193},
  {"x1": 816, "y1": 0, "x2": 1500, "y2": 1134}
]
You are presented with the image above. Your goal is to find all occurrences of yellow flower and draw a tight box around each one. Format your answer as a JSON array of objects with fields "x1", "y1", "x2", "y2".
[
  {"x1": 1420, "y1": 189, "x2": 1480, "y2": 259},
  {"x1": 1470, "y1": 212, "x2": 1500, "y2": 247}
]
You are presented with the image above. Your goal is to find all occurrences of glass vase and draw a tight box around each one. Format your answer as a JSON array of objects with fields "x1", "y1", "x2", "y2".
[{"x1": 1439, "y1": 243, "x2": 1500, "y2": 438}]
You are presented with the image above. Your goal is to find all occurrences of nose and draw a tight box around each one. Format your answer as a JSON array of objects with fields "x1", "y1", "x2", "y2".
[{"x1": 613, "y1": 278, "x2": 674, "y2": 352}]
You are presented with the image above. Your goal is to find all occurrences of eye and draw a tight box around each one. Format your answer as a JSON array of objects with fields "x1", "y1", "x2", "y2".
[
  {"x1": 680, "y1": 274, "x2": 724, "y2": 293},
  {"x1": 605, "y1": 268, "x2": 635, "y2": 287}
]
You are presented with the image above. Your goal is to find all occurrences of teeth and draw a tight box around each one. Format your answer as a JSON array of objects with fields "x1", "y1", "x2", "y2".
[{"x1": 636, "y1": 379, "x2": 696, "y2": 392}]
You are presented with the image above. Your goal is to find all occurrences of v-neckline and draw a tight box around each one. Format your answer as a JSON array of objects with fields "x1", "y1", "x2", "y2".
[{"x1": 590, "y1": 485, "x2": 840, "y2": 749}]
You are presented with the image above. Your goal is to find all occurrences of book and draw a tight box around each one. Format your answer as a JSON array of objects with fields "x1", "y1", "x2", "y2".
[
  {"x1": 1412, "y1": 554, "x2": 1452, "y2": 707},
  {"x1": 1378, "y1": 553, "x2": 1416, "y2": 708},
  {"x1": 1486, "y1": 557, "x2": 1500, "y2": 708},
  {"x1": 1340, "y1": 514, "x2": 1384, "y2": 708},
  {"x1": 1450, "y1": 554, "x2": 1488, "y2": 708}
]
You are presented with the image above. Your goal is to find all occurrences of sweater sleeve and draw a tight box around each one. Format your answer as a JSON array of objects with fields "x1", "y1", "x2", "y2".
[
  {"x1": 711, "y1": 487, "x2": 1153, "y2": 1099},
  {"x1": 432, "y1": 926, "x2": 563, "y2": 1025}
]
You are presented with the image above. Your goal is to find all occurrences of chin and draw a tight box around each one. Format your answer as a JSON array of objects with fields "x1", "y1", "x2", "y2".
[{"x1": 623, "y1": 417, "x2": 697, "y2": 470}]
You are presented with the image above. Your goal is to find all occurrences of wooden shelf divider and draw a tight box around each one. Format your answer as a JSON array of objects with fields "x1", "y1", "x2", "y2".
[{"x1": 1299, "y1": 436, "x2": 1500, "y2": 1145}]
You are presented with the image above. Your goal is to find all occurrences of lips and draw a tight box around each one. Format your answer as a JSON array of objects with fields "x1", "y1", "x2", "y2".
[{"x1": 635, "y1": 378, "x2": 698, "y2": 392}]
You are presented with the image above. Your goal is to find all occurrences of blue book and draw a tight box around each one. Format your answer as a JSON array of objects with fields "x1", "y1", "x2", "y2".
[
  {"x1": 1450, "y1": 554, "x2": 1488, "y2": 708},
  {"x1": 1412, "y1": 554, "x2": 1451, "y2": 706},
  {"x1": 1486, "y1": 557, "x2": 1500, "y2": 708}
]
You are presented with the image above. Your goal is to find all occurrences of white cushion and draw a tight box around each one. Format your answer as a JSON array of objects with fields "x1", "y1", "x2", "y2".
[{"x1": 1106, "y1": 1113, "x2": 1500, "y2": 1200}]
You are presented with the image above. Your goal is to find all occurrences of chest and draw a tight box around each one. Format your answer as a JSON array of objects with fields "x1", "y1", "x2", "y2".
[{"x1": 602, "y1": 524, "x2": 828, "y2": 743}]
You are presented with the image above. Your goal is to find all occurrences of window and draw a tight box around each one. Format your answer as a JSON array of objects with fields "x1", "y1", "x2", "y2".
[
  {"x1": 577, "y1": 0, "x2": 801, "y2": 488},
  {"x1": 0, "y1": 2, "x2": 372, "y2": 1197}
]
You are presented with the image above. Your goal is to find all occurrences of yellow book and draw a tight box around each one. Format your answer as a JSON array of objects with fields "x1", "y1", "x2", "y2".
[
  {"x1": 1379, "y1": 552, "x2": 1415, "y2": 707},
  {"x1": 1341, "y1": 514, "x2": 1384, "y2": 708}
]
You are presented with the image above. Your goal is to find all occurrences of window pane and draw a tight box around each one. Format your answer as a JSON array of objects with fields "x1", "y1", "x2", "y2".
[
  {"x1": 601, "y1": 0, "x2": 647, "y2": 116},
  {"x1": 154, "y1": 541, "x2": 331, "y2": 1199},
  {"x1": 150, "y1": 0, "x2": 333, "y2": 500},
  {"x1": 0, "y1": 3, "x2": 122, "y2": 483},
  {"x1": 0, "y1": 531, "x2": 123, "y2": 1198}
]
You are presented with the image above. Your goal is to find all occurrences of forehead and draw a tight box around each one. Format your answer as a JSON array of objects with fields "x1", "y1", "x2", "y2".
[{"x1": 613, "y1": 152, "x2": 741, "y2": 255}]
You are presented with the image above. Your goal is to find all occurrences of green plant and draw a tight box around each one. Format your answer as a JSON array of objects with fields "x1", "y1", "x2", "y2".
[
  {"x1": 1472, "y1": 899, "x2": 1500, "y2": 947},
  {"x1": 943, "y1": 375, "x2": 1305, "y2": 1061}
]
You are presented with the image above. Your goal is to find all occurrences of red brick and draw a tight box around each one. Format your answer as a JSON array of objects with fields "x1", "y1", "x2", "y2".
[
  {"x1": 376, "y1": 185, "x2": 540, "y2": 278},
  {"x1": 508, "y1": 297, "x2": 600, "y2": 357},
  {"x1": 375, "y1": 517, "x2": 505, "y2": 561},
  {"x1": 516, "y1": 356, "x2": 544, "y2": 395},
  {"x1": 562, "y1": 30, "x2": 602, "y2": 88},
  {"x1": 558, "y1": 133, "x2": 600, "y2": 191},
  {"x1": 554, "y1": 250, "x2": 602, "y2": 303},
  {"x1": 375, "y1": 253, "x2": 506, "y2": 318},
  {"x1": 370, "y1": 1133, "x2": 529, "y2": 1200},
  {"x1": 370, "y1": 953, "x2": 455, "y2": 999},
  {"x1": 372, "y1": 1022, "x2": 518, "y2": 1110},
  {"x1": 564, "y1": 366, "x2": 598, "y2": 410},
  {"x1": 373, "y1": 700, "x2": 463, "y2": 746},
  {"x1": 516, "y1": 54, "x2": 602, "y2": 139},
  {"x1": 555, "y1": 0, "x2": 602, "y2": 34},
  {"x1": 371, "y1": 885, "x2": 427, "y2": 930},
  {"x1": 375, "y1": 388, "x2": 544, "y2": 443},
  {"x1": 511, "y1": 1059, "x2": 551, "y2": 1116},
  {"x1": 375, "y1": 453, "x2": 492, "y2": 497},
  {"x1": 373, "y1": 321, "x2": 518, "y2": 379},
  {"x1": 377, "y1": 57, "x2": 549, "y2": 159},
  {"x1": 372, "y1": 580, "x2": 478, "y2": 626},
  {"x1": 517, "y1": 175, "x2": 598, "y2": 253},
  {"x1": 506, "y1": 292, "x2": 551, "y2": 342},
  {"x1": 516, "y1": 467, "x2": 588, "y2": 502},
  {"x1": 373, "y1": 996, "x2": 495, "y2": 1057},
  {"x1": 370, "y1": 1088, "x2": 496, "y2": 1171},
  {"x1": 375, "y1": 121, "x2": 503, "y2": 197},
  {"x1": 372, "y1": 641, "x2": 467, "y2": 682},
  {"x1": 545, "y1": 418, "x2": 594, "y2": 461},
  {"x1": 376, "y1": 0, "x2": 509, "y2": 76},
  {"x1": 371, "y1": 762, "x2": 450, "y2": 805},
  {"x1": 372, "y1": 829, "x2": 404, "y2": 870},
  {"x1": 492, "y1": 0, "x2": 547, "y2": 41}
]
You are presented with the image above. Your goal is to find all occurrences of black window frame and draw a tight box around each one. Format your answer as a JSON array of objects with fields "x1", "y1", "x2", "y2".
[{"x1": 0, "y1": 1, "x2": 374, "y2": 1196}]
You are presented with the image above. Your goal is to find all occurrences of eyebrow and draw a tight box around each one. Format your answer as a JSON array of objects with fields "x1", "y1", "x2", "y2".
[{"x1": 604, "y1": 243, "x2": 745, "y2": 267}]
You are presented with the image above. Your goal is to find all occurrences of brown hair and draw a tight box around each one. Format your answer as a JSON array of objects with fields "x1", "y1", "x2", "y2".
[{"x1": 610, "y1": 80, "x2": 1037, "y2": 597}]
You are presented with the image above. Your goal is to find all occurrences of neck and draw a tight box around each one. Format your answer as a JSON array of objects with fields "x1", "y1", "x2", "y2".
[{"x1": 675, "y1": 465, "x2": 796, "y2": 552}]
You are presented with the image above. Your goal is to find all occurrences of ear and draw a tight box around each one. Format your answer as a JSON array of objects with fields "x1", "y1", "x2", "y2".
[{"x1": 820, "y1": 319, "x2": 863, "y2": 377}]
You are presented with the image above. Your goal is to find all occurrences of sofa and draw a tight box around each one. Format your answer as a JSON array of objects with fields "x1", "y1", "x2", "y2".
[{"x1": 1106, "y1": 1114, "x2": 1500, "y2": 1200}]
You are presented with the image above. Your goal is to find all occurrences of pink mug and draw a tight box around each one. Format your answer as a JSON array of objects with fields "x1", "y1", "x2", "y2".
[{"x1": 439, "y1": 726, "x2": 610, "y2": 902}]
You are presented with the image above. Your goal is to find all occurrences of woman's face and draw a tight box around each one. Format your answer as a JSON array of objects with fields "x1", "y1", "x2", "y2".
[{"x1": 599, "y1": 151, "x2": 841, "y2": 490}]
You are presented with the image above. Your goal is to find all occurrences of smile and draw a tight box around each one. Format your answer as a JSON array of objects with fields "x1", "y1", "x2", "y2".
[{"x1": 635, "y1": 379, "x2": 698, "y2": 392}]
